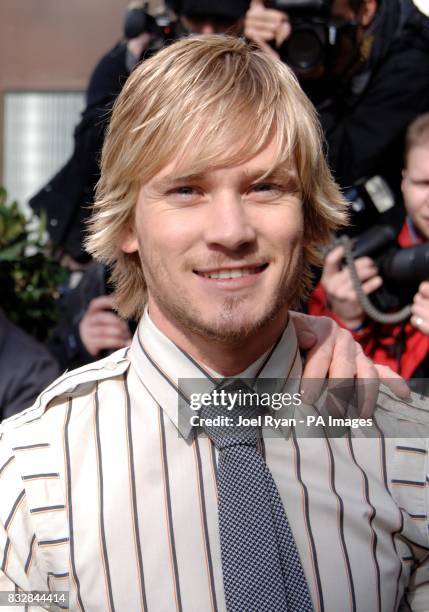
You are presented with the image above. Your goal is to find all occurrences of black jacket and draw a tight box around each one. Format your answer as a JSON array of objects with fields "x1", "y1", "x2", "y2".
[
  {"x1": 46, "y1": 263, "x2": 108, "y2": 370},
  {"x1": 0, "y1": 311, "x2": 60, "y2": 421},
  {"x1": 29, "y1": 42, "x2": 130, "y2": 261},
  {"x1": 316, "y1": 0, "x2": 429, "y2": 196}
]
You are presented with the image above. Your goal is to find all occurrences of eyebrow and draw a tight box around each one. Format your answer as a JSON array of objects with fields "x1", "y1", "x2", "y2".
[
  {"x1": 248, "y1": 167, "x2": 299, "y2": 184},
  {"x1": 149, "y1": 173, "x2": 207, "y2": 191},
  {"x1": 149, "y1": 167, "x2": 300, "y2": 191}
]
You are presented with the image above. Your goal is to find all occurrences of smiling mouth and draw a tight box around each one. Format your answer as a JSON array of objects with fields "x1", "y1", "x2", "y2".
[{"x1": 194, "y1": 264, "x2": 268, "y2": 279}]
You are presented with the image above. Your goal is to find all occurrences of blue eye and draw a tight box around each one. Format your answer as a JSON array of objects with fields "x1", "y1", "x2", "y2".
[
  {"x1": 174, "y1": 186, "x2": 196, "y2": 195},
  {"x1": 252, "y1": 184, "x2": 274, "y2": 191},
  {"x1": 249, "y1": 183, "x2": 286, "y2": 199},
  {"x1": 166, "y1": 185, "x2": 202, "y2": 206}
]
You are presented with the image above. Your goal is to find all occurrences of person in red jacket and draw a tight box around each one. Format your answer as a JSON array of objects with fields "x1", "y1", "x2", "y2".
[{"x1": 309, "y1": 113, "x2": 429, "y2": 380}]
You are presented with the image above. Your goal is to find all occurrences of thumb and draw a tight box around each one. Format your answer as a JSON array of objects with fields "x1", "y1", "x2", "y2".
[
  {"x1": 296, "y1": 330, "x2": 317, "y2": 350},
  {"x1": 250, "y1": 0, "x2": 265, "y2": 6},
  {"x1": 276, "y1": 18, "x2": 291, "y2": 47},
  {"x1": 290, "y1": 312, "x2": 317, "y2": 350}
]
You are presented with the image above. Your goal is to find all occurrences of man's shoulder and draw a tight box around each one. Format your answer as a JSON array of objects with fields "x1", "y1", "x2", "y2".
[
  {"x1": 375, "y1": 383, "x2": 429, "y2": 437},
  {"x1": 0, "y1": 347, "x2": 131, "y2": 437}
]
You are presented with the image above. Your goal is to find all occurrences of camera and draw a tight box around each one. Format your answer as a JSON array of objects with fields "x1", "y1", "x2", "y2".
[
  {"x1": 269, "y1": 0, "x2": 333, "y2": 72},
  {"x1": 346, "y1": 225, "x2": 429, "y2": 312},
  {"x1": 124, "y1": 4, "x2": 174, "y2": 42},
  {"x1": 343, "y1": 175, "x2": 396, "y2": 237}
]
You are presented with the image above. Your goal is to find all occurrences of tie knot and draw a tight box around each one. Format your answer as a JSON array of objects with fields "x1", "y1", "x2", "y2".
[{"x1": 199, "y1": 379, "x2": 264, "y2": 450}]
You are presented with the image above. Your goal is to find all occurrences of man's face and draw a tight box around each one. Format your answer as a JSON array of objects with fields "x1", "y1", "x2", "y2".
[
  {"x1": 179, "y1": 15, "x2": 243, "y2": 35},
  {"x1": 402, "y1": 144, "x2": 429, "y2": 240},
  {"x1": 121, "y1": 140, "x2": 304, "y2": 342},
  {"x1": 328, "y1": 0, "x2": 363, "y2": 77},
  {"x1": 330, "y1": 0, "x2": 356, "y2": 23}
]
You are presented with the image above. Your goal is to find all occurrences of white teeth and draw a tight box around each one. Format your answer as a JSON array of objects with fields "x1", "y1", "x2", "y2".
[{"x1": 202, "y1": 268, "x2": 256, "y2": 279}]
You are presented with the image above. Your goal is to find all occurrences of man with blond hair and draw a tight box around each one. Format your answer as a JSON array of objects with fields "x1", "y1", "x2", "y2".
[{"x1": 0, "y1": 36, "x2": 427, "y2": 612}]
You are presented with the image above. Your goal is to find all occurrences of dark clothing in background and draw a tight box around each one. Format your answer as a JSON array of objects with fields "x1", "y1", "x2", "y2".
[
  {"x1": 0, "y1": 311, "x2": 60, "y2": 421},
  {"x1": 307, "y1": 0, "x2": 429, "y2": 204},
  {"x1": 46, "y1": 264, "x2": 108, "y2": 371},
  {"x1": 29, "y1": 42, "x2": 139, "y2": 370},
  {"x1": 29, "y1": 42, "x2": 130, "y2": 262},
  {"x1": 46, "y1": 263, "x2": 136, "y2": 371},
  {"x1": 85, "y1": 41, "x2": 129, "y2": 111}
]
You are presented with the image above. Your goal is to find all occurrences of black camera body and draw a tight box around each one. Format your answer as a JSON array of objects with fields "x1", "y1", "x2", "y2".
[
  {"x1": 124, "y1": 6, "x2": 174, "y2": 42},
  {"x1": 343, "y1": 175, "x2": 397, "y2": 237},
  {"x1": 349, "y1": 225, "x2": 429, "y2": 312},
  {"x1": 269, "y1": 0, "x2": 332, "y2": 72}
]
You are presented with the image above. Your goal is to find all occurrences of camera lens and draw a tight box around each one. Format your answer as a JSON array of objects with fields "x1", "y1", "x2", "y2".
[{"x1": 287, "y1": 29, "x2": 324, "y2": 70}]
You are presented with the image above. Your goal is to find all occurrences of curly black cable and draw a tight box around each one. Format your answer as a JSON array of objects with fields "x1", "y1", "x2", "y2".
[{"x1": 336, "y1": 235, "x2": 411, "y2": 324}]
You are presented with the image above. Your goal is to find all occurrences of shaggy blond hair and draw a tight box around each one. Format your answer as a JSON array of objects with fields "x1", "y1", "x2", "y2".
[{"x1": 86, "y1": 35, "x2": 347, "y2": 318}]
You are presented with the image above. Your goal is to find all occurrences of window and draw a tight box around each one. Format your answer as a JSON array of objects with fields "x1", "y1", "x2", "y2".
[{"x1": 3, "y1": 92, "x2": 84, "y2": 211}]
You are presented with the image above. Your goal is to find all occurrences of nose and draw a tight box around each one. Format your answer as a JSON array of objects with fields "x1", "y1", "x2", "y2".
[{"x1": 204, "y1": 192, "x2": 257, "y2": 251}]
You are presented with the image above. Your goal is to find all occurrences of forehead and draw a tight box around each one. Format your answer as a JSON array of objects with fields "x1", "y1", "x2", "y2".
[
  {"x1": 406, "y1": 145, "x2": 429, "y2": 174},
  {"x1": 146, "y1": 137, "x2": 296, "y2": 185},
  {"x1": 330, "y1": 0, "x2": 355, "y2": 20}
]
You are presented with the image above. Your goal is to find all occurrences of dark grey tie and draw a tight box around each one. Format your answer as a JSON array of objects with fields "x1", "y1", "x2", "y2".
[{"x1": 201, "y1": 380, "x2": 313, "y2": 612}]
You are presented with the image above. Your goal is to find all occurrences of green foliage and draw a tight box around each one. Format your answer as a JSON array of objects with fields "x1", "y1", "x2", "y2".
[{"x1": 0, "y1": 187, "x2": 68, "y2": 340}]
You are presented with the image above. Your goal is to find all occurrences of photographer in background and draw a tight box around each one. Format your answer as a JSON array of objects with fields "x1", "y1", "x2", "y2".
[
  {"x1": 169, "y1": 0, "x2": 248, "y2": 34},
  {"x1": 29, "y1": 5, "x2": 161, "y2": 268},
  {"x1": 245, "y1": 0, "x2": 429, "y2": 231},
  {"x1": 28, "y1": 6, "x2": 154, "y2": 368},
  {"x1": 309, "y1": 113, "x2": 429, "y2": 380}
]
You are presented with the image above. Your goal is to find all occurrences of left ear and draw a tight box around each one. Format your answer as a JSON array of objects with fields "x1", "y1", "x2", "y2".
[
  {"x1": 400, "y1": 167, "x2": 407, "y2": 193},
  {"x1": 120, "y1": 225, "x2": 139, "y2": 254},
  {"x1": 359, "y1": 0, "x2": 378, "y2": 27}
]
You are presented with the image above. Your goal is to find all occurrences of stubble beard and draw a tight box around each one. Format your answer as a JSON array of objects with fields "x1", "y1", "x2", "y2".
[{"x1": 141, "y1": 249, "x2": 304, "y2": 346}]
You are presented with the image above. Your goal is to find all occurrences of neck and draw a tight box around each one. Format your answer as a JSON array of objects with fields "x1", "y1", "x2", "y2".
[{"x1": 147, "y1": 305, "x2": 289, "y2": 376}]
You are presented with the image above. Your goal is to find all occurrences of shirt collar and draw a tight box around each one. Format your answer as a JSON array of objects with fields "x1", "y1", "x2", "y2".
[
  {"x1": 406, "y1": 215, "x2": 425, "y2": 245},
  {"x1": 129, "y1": 309, "x2": 302, "y2": 440}
]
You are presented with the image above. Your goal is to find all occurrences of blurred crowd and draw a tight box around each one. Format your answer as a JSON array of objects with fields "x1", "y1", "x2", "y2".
[{"x1": 1, "y1": 0, "x2": 429, "y2": 419}]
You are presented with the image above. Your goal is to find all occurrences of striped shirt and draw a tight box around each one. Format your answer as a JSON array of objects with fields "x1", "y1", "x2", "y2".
[{"x1": 1, "y1": 311, "x2": 429, "y2": 611}]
